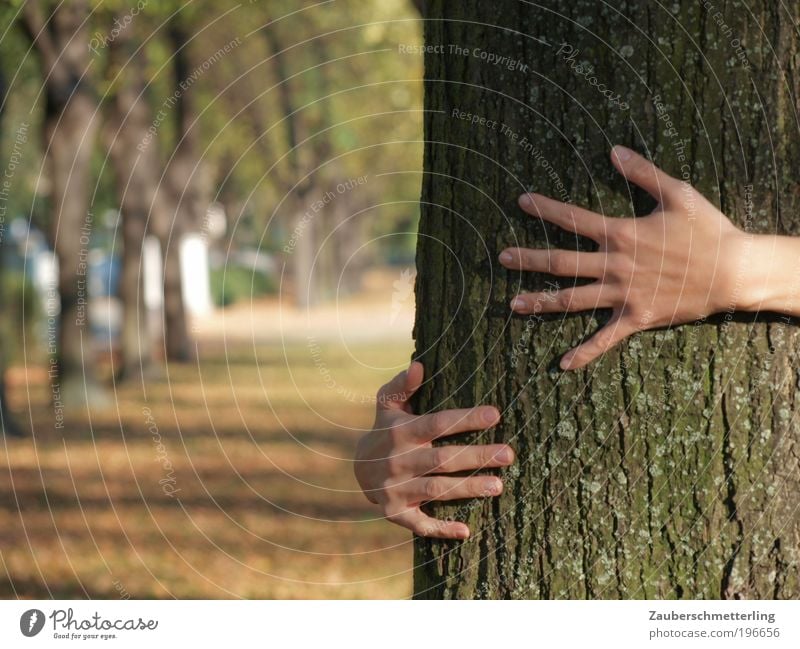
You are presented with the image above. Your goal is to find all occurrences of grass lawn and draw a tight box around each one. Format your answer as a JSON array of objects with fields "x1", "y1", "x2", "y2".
[{"x1": 0, "y1": 338, "x2": 414, "y2": 599}]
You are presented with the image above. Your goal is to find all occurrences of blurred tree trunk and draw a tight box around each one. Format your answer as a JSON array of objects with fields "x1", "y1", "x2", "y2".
[
  {"x1": 104, "y1": 27, "x2": 159, "y2": 381},
  {"x1": 20, "y1": 0, "x2": 106, "y2": 407},
  {"x1": 151, "y1": 18, "x2": 207, "y2": 362},
  {"x1": 329, "y1": 194, "x2": 363, "y2": 298},
  {"x1": 292, "y1": 189, "x2": 316, "y2": 307},
  {"x1": 413, "y1": 1, "x2": 800, "y2": 599},
  {"x1": 0, "y1": 59, "x2": 23, "y2": 437},
  {"x1": 263, "y1": 22, "x2": 321, "y2": 309}
]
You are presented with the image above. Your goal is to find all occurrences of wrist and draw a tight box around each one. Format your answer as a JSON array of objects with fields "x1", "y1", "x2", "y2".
[{"x1": 730, "y1": 233, "x2": 800, "y2": 314}]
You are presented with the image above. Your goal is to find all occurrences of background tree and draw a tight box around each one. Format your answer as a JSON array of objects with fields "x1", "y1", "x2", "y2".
[
  {"x1": 2, "y1": 0, "x2": 425, "y2": 381},
  {"x1": 0, "y1": 51, "x2": 23, "y2": 437},
  {"x1": 262, "y1": 19, "x2": 320, "y2": 309},
  {"x1": 149, "y1": 16, "x2": 205, "y2": 362},
  {"x1": 412, "y1": 1, "x2": 800, "y2": 598},
  {"x1": 102, "y1": 18, "x2": 160, "y2": 381},
  {"x1": 19, "y1": 0, "x2": 105, "y2": 404}
]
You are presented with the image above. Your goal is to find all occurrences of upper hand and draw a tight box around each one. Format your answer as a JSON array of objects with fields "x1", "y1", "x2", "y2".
[
  {"x1": 354, "y1": 361, "x2": 514, "y2": 539},
  {"x1": 500, "y1": 145, "x2": 746, "y2": 370}
]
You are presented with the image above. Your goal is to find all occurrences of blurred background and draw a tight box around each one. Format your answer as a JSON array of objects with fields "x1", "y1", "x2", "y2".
[{"x1": 0, "y1": 0, "x2": 425, "y2": 598}]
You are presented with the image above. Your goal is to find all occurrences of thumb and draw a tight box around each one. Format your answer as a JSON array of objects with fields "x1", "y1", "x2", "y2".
[
  {"x1": 376, "y1": 360, "x2": 424, "y2": 410},
  {"x1": 611, "y1": 145, "x2": 681, "y2": 206},
  {"x1": 404, "y1": 360, "x2": 424, "y2": 396},
  {"x1": 560, "y1": 316, "x2": 635, "y2": 370}
]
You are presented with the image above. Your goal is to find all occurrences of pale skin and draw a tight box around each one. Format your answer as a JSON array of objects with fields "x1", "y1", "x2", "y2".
[{"x1": 354, "y1": 145, "x2": 800, "y2": 538}]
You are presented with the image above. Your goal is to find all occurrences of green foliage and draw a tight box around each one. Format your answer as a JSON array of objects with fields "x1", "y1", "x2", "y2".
[
  {"x1": 210, "y1": 265, "x2": 276, "y2": 307},
  {"x1": 1, "y1": 0, "x2": 424, "y2": 257}
]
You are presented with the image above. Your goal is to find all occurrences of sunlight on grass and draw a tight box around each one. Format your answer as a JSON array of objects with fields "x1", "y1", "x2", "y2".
[{"x1": 0, "y1": 339, "x2": 415, "y2": 599}]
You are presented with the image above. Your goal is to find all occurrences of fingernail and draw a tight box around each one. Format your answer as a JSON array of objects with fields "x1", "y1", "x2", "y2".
[
  {"x1": 614, "y1": 145, "x2": 632, "y2": 161},
  {"x1": 518, "y1": 193, "x2": 533, "y2": 208},
  {"x1": 455, "y1": 525, "x2": 470, "y2": 539},
  {"x1": 510, "y1": 297, "x2": 526, "y2": 311},
  {"x1": 484, "y1": 479, "x2": 502, "y2": 495},
  {"x1": 499, "y1": 251, "x2": 513, "y2": 264},
  {"x1": 559, "y1": 354, "x2": 572, "y2": 370},
  {"x1": 482, "y1": 407, "x2": 499, "y2": 425},
  {"x1": 495, "y1": 447, "x2": 513, "y2": 463}
]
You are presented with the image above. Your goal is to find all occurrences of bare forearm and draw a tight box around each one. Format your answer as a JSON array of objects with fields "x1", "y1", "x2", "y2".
[{"x1": 734, "y1": 233, "x2": 800, "y2": 317}]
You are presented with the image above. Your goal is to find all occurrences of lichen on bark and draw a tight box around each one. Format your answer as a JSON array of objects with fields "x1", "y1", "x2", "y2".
[{"x1": 412, "y1": 1, "x2": 800, "y2": 599}]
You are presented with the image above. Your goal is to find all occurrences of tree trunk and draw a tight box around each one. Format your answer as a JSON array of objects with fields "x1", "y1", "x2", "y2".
[
  {"x1": 412, "y1": 1, "x2": 800, "y2": 599},
  {"x1": 291, "y1": 191, "x2": 317, "y2": 309},
  {"x1": 21, "y1": 0, "x2": 105, "y2": 406},
  {"x1": 152, "y1": 18, "x2": 206, "y2": 362},
  {"x1": 263, "y1": 22, "x2": 333, "y2": 308},
  {"x1": 105, "y1": 31, "x2": 158, "y2": 381},
  {"x1": 0, "y1": 58, "x2": 23, "y2": 437}
]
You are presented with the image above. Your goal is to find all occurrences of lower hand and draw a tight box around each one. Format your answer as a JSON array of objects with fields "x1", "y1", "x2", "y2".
[{"x1": 354, "y1": 362, "x2": 514, "y2": 539}]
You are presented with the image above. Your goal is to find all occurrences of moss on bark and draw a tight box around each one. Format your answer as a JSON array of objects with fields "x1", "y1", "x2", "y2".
[{"x1": 412, "y1": 0, "x2": 800, "y2": 599}]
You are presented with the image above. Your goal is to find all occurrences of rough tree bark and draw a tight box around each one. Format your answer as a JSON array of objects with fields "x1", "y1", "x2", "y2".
[
  {"x1": 412, "y1": 1, "x2": 800, "y2": 599},
  {"x1": 20, "y1": 0, "x2": 105, "y2": 405}
]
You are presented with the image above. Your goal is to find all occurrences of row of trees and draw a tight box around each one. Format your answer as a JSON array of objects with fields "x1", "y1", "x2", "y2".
[
  {"x1": 7, "y1": 0, "x2": 212, "y2": 415},
  {"x1": 0, "y1": 0, "x2": 424, "y2": 432}
]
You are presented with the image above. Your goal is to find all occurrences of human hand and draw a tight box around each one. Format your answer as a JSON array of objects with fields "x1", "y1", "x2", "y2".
[
  {"x1": 500, "y1": 145, "x2": 747, "y2": 370},
  {"x1": 354, "y1": 361, "x2": 514, "y2": 539}
]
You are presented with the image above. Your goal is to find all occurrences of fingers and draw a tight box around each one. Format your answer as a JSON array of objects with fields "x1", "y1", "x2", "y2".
[
  {"x1": 402, "y1": 406, "x2": 500, "y2": 443},
  {"x1": 510, "y1": 285, "x2": 615, "y2": 315},
  {"x1": 560, "y1": 315, "x2": 636, "y2": 370},
  {"x1": 610, "y1": 145, "x2": 682, "y2": 205},
  {"x1": 518, "y1": 192, "x2": 612, "y2": 242},
  {"x1": 376, "y1": 360, "x2": 424, "y2": 410},
  {"x1": 381, "y1": 453, "x2": 510, "y2": 538},
  {"x1": 407, "y1": 475, "x2": 504, "y2": 503},
  {"x1": 500, "y1": 247, "x2": 606, "y2": 278},
  {"x1": 411, "y1": 444, "x2": 515, "y2": 475},
  {"x1": 385, "y1": 506, "x2": 470, "y2": 539}
]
